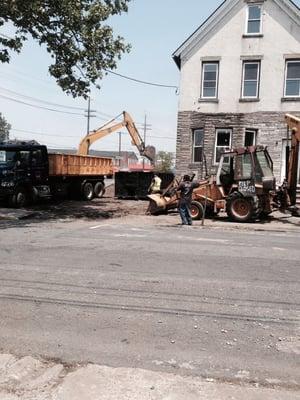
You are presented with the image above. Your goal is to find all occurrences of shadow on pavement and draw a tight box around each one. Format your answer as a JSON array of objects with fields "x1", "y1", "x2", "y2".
[{"x1": 0, "y1": 197, "x2": 147, "y2": 229}]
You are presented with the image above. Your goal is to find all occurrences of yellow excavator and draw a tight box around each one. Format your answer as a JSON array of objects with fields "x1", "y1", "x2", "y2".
[{"x1": 77, "y1": 111, "x2": 156, "y2": 165}]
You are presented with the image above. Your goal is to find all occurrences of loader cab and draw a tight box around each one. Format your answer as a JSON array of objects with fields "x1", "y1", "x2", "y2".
[{"x1": 216, "y1": 146, "x2": 275, "y2": 195}]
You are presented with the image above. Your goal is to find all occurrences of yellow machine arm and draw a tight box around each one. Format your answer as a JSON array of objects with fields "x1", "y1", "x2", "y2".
[
  {"x1": 77, "y1": 111, "x2": 156, "y2": 165},
  {"x1": 284, "y1": 114, "x2": 300, "y2": 205}
]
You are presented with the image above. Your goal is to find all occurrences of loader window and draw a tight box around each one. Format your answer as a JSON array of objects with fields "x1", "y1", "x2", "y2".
[
  {"x1": 254, "y1": 151, "x2": 273, "y2": 180},
  {"x1": 235, "y1": 153, "x2": 252, "y2": 180},
  {"x1": 218, "y1": 153, "x2": 235, "y2": 190}
]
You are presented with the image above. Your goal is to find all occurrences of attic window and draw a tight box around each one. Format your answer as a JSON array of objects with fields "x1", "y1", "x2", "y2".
[{"x1": 246, "y1": 5, "x2": 262, "y2": 34}]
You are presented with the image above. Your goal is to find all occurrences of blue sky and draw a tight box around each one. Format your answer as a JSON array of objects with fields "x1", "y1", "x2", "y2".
[{"x1": 0, "y1": 0, "x2": 299, "y2": 155}]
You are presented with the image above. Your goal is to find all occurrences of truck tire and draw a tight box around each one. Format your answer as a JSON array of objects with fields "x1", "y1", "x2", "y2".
[
  {"x1": 226, "y1": 192, "x2": 254, "y2": 222},
  {"x1": 81, "y1": 182, "x2": 94, "y2": 201},
  {"x1": 94, "y1": 182, "x2": 105, "y2": 198},
  {"x1": 9, "y1": 187, "x2": 29, "y2": 208},
  {"x1": 190, "y1": 201, "x2": 204, "y2": 220}
]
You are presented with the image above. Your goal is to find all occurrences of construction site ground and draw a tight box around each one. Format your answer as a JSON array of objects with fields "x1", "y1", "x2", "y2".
[
  {"x1": 0, "y1": 187, "x2": 299, "y2": 399},
  {"x1": 0, "y1": 188, "x2": 299, "y2": 233}
]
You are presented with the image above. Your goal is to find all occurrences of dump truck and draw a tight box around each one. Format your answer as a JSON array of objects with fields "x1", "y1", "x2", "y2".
[
  {"x1": 0, "y1": 141, "x2": 113, "y2": 207},
  {"x1": 0, "y1": 111, "x2": 156, "y2": 208},
  {"x1": 149, "y1": 114, "x2": 300, "y2": 222}
]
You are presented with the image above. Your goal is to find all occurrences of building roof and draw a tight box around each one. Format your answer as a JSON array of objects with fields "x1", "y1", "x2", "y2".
[{"x1": 172, "y1": 0, "x2": 300, "y2": 69}]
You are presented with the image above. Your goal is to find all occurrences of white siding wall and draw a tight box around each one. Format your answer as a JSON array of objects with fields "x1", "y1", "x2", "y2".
[{"x1": 179, "y1": 0, "x2": 300, "y2": 113}]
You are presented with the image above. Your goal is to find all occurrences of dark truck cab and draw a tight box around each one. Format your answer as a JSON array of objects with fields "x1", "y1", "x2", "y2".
[{"x1": 0, "y1": 142, "x2": 50, "y2": 207}]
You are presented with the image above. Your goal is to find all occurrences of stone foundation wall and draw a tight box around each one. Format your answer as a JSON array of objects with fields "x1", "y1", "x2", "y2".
[{"x1": 176, "y1": 111, "x2": 300, "y2": 181}]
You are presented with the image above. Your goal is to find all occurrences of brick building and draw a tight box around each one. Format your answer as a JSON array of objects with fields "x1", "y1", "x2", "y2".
[{"x1": 173, "y1": 0, "x2": 300, "y2": 184}]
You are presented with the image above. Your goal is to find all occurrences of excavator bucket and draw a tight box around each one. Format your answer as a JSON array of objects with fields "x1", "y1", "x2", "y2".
[{"x1": 143, "y1": 145, "x2": 156, "y2": 165}]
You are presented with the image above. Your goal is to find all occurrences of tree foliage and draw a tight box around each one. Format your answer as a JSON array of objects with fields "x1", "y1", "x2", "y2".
[
  {"x1": 0, "y1": 113, "x2": 10, "y2": 142},
  {"x1": 0, "y1": 0, "x2": 131, "y2": 98},
  {"x1": 156, "y1": 151, "x2": 174, "y2": 173}
]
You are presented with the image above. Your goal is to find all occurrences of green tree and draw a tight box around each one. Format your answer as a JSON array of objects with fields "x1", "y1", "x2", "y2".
[
  {"x1": 0, "y1": 113, "x2": 10, "y2": 142},
  {"x1": 156, "y1": 151, "x2": 174, "y2": 173},
  {"x1": 0, "y1": 1, "x2": 131, "y2": 98}
]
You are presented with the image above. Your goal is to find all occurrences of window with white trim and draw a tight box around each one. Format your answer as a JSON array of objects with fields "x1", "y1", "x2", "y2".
[
  {"x1": 201, "y1": 62, "x2": 219, "y2": 98},
  {"x1": 192, "y1": 129, "x2": 204, "y2": 163},
  {"x1": 244, "y1": 129, "x2": 257, "y2": 147},
  {"x1": 284, "y1": 60, "x2": 300, "y2": 97},
  {"x1": 247, "y1": 5, "x2": 262, "y2": 34},
  {"x1": 214, "y1": 129, "x2": 232, "y2": 164},
  {"x1": 242, "y1": 61, "x2": 260, "y2": 98}
]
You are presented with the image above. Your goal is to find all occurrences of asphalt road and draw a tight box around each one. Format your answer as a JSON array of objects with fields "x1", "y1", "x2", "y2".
[{"x1": 0, "y1": 217, "x2": 299, "y2": 390}]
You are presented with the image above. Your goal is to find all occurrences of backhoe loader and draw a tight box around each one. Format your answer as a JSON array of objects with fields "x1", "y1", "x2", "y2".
[{"x1": 148, "y1": 114, "x2": 300, "y2": 223}]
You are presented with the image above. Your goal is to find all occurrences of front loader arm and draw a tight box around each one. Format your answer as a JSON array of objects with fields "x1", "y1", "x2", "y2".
[{"x1": 284, "y1": 114, "x2": 300, "y2": 206}]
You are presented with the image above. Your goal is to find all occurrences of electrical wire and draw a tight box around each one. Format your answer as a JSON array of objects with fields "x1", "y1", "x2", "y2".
[
  {"x1": 0, "y1": 94, "x2": 84, "y2": 116},
  {"x1": 105, "y1": 69, "x2": 179, "y2": 91},
  {"x1": 11, "y1": 127, "x2": 176, "y2": 142},
  {"x1": 11, "y1": 128, "x2": 79, "y2": 138},
  {"x1": 0, "y1": 86, "x2": 86, "y2": 111}
]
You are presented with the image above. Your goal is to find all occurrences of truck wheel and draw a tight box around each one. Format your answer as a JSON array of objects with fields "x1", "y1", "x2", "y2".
[
  {"x1": 190, "y1": 201, "x2": 204, "y2": 220},
  {"x1": 226, "y1": 193, "x2": 254, "y2": 222},
  {"x1": 9, "y1": 187, "x2": 29, "y2": 208},
  {"x1": 94, "y1": 182, "x2": 105, "y2": 198},
  {"x1": 82, "y1": 182, "x2": 94, "y2": 201}
]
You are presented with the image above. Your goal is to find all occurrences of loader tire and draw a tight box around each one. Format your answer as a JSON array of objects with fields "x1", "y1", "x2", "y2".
[
  {"x1": 226, "y1": 193, "x2": 255, "y2": 223},
  {"x1": 190, "y1": 201, "x2": 204, "y2": 220}
]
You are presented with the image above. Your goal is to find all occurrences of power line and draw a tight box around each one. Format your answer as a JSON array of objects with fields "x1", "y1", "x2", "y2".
[
  {"x1": 10, "y1": 127, "x2": 176, "y2": 141},
  {"x1": 105, "y1": 69, "x2": 179, "y2": 91},
  {"x1": 0, "y1": 94, "x2": 84, "y2": 116},
  {"x1": 0, "y1": 84, "x2": 148, "y2": 126},
  {"x1": 11, "y1": 128, "x2": 79, "y2": 138},
  {"x1": 0, "y1": 86, "x2": 86, "y2": 111},
  {"x1": 148, "y1": 135, "x2": 176, "y2": 141}
]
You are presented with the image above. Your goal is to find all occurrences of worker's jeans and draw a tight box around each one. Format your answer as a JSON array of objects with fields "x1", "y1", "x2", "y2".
[{"x1": 179, "y1": 203, "x2": 192, "y2": 225}]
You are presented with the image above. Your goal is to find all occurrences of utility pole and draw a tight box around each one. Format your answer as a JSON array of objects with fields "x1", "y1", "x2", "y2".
[
  {"x1": 84, "y1": 96, "x2": 96, "y2": 135},
  {"x1": 118, "y1": 131, "x2": 122, "y2": 168},
  {"x1": 143, "y1": 114, "x2": 147, "y2": 170}
]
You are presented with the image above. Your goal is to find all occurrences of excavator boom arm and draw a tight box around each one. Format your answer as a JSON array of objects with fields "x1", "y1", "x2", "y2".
[
  {"x1": 77, "y1": 111, "x2": 155, "y2": 165},
  {"x1": 77, "y1": 121, "x2": 126, "y2": 156}
]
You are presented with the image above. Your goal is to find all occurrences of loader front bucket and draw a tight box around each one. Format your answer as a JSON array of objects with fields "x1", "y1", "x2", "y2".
[{"x1": 147, "y1": 194, "x2": 168, "y2": 215}]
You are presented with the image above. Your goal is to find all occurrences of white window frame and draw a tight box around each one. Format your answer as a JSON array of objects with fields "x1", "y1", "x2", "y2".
[
  {"x1": 201, "y1": 62, "x2": 219, "y2": 99},
  {"x1": 242, "y1": 61, "x2": 260, "y2": 99},
  {"x1": 246, "y1": 4, "x2": 262, "y2": 35},
  {"x1": 214, "y1": 129, "x2": 232, "y2": 165},
  {"x1": 244, "y1": 129, "x2": 257, "y2": 147},
  {"x1": 284, "y1": 60, "x2": 300, "y2": 98},
  {"x1": 192, "y1": 129, "x2": 204, "y2": 163}
]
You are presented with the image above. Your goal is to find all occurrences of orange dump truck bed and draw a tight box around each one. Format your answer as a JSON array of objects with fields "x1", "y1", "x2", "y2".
[{"x1": 48, "y1": 153, "x2": 113, "y2": 176}]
